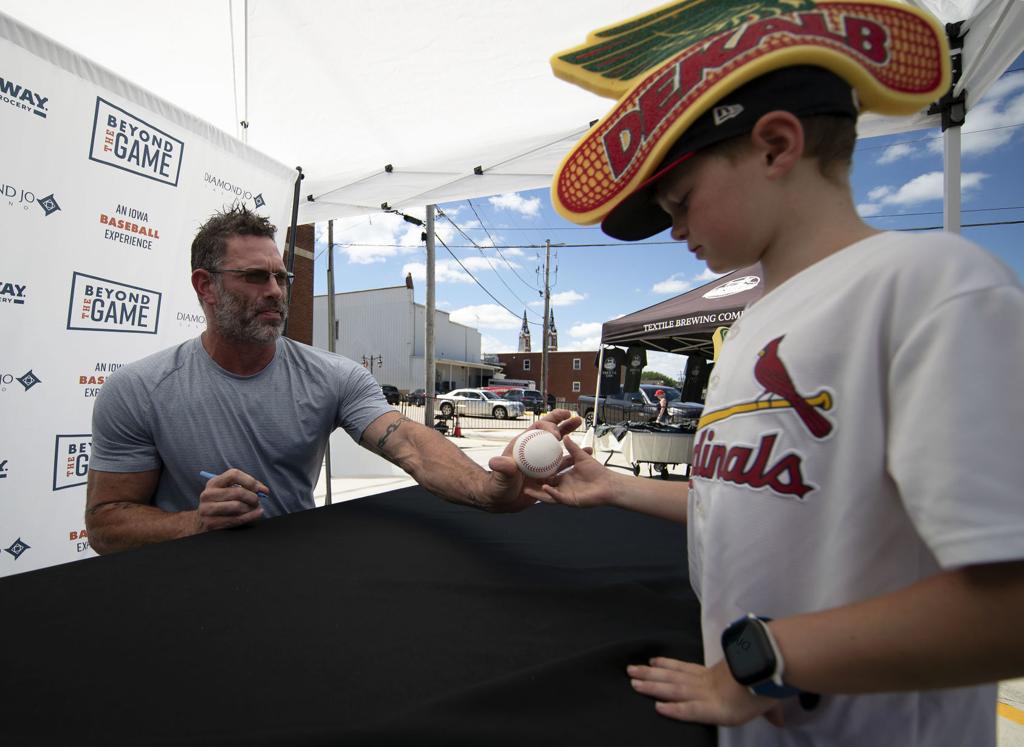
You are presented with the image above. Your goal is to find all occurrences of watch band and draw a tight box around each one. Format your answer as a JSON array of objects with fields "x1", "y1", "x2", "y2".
[
  {"x1": 744, "y1": 616, "x2": 818, "y2": 709},
  {"x1": 750, "y1": 679, "x2": 802, "y2": 698}
]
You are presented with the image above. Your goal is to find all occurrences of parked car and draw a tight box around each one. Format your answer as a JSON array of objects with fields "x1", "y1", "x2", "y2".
[
  {"x1": 407, "y1": 388, "x2": 427, "y2": 406},
  {"x1": 578, "y1": 385, "x2": 703, "y2": 428},
  {"x1": 381, "y1": 384, "x2": 401, "y2": 405},
  {"x1": 519, "y1": 389, "x2": 553, "y2": 412},
  {"x1": 487, "y1": 387, "x2": 556, "y2": 412},
  {"x1": 436, "y1": 388, "x2": 525, "y2": 419}
]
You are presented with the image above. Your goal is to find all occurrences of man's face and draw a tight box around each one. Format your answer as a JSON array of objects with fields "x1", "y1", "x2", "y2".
[{"x1": 209, "y1": 235, "x2": 289, "y2": 344}]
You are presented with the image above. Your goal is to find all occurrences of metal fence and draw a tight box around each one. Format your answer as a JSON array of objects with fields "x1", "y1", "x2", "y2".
[
  {"x1": 397, "y1": 395, "x2": 583, "y2": 433},
  {"x1": 395, "y1": 396, "x2": 699, "y2": 434}
]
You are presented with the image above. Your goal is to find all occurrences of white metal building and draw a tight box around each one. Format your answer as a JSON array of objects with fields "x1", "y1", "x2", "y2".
[{"x1": 312, "y1": 285, "x2": 499, "y2": 394}]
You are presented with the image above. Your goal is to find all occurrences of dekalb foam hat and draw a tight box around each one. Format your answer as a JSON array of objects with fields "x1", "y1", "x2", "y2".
[{"x1": 550, "y1": 0, "x2": 951, "y2": 240}]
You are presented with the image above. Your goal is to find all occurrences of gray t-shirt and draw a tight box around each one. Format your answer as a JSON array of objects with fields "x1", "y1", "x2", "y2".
[{"x1": 90, "y1": 336, "x2": 394, "y2": 516}]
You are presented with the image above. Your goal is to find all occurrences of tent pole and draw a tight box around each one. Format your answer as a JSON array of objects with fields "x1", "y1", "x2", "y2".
[
  {"x1": 282, "y1": 166, "x2": 303, "y2": 336},
  {"x1": 324, "y1": 220, "x2": 336, "y2": 506},
  {"x1": 943, "y1": 126, "x2": 962, "y2": 234},
  {"x1": 425, "y1": 206, "x2": 437, "y2": 424},
  {"x1": 592, "y1": 345, "x2": 605, "y2": 430}
]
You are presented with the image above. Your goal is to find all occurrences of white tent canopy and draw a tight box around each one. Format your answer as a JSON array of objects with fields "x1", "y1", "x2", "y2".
[{"x1": 1, "y1": 0, "x2": 1021, "y2": 224}]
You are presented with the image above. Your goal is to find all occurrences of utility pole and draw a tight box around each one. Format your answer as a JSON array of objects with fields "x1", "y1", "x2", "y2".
[
  {"x1": 541, "y1": 239, "x2": 551, "y2": 410},
  {"x1": 425, "y1": 205, "x2": 437, "y2": 424},
  {"x1": 324, "y1": 220, "x2": 336, "y2": 506}
]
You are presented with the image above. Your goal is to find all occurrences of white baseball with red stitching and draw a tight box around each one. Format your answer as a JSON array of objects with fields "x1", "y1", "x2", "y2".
[{"x1": 512, "y1": 430, "x2": 564, "y2": 479}]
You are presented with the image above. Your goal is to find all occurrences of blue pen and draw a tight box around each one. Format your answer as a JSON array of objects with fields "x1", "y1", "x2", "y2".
[{"x1": 199, "y1": 471, "x2": 270, "y2": 506}]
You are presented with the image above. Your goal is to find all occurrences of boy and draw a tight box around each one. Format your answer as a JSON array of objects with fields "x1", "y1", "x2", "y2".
[{"x1": 533, "y1": 1, "x2": 1024, "y2": 745}]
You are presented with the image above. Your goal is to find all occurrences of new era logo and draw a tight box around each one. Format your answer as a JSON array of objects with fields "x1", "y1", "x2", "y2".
[{"x1": 713, "y1": 104, "x2": 744, "y2": 125}]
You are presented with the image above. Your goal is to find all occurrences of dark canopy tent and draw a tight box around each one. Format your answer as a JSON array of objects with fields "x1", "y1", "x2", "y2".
[
  {"x1": 601, "y1": 265, "x2": 764, "y2": 358},
  {"x1": 596, "y1": 265, "x2": 763, "y2": 403}
]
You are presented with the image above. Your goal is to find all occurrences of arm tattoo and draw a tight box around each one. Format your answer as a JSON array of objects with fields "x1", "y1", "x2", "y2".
[{"x1": 377, "y1": 416, "x2": 411, "y2": 451}]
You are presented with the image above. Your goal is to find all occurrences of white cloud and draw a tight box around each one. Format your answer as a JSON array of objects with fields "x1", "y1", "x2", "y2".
[
  {"x1": 569, "y1": 321, "x2": 603, "y2": 339},
  {"x1": 529, "y1": 290, "x2": 587, "y2": 308},
  {"x1": 488, "y1": 192, "x2": 541, "y2": 217},
  {"x1": 888, "y1": 171, "x2": 987, "y2": 206},
  {"x1": 858, "y1": 171, "x2": 988, "y2": 215},
  {"x1": 550, "y1": 290, "x2": 586, "y2": 307},
  {"x1": 695, "y1": 267, "x2": 724, "y2": 282},
  {"x1": 321, "y1": 213, "x2": 437, "y2": 265},
  {"x1": 481, "y1": 334, "x2": 514, "y2": 353},
  {"x1": 652, "y1": 274, "x2": 693, "y2": 294},
  {"x1": 448, "y1": 304, "x2": 522, "y2": 330},
  {"x1": 401, "y1": 254, "x2": 519, "y2": 284},
  {"x1": 500, "y1": 247, "x2": 525, "y2": 257},
  {"x1": 876, "y1": 143, "x2": 915, "y2": 165},
  {"x1": 559, "y1": 337, "x2": 601, "y2": 351}
]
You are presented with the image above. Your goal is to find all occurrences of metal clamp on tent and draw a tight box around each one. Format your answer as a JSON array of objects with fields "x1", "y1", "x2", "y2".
[{"x1": 928, "y1": 21, "x2": 968, "y2": 131}]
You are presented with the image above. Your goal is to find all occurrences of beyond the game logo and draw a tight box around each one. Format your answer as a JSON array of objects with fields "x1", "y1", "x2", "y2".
[
  {"x1": 66, "y1": 272, "x2": 161, "y2": 334},
  {"x1": 53, "y1": 434, "x2": 91, "y2": 491},
  {"x1": 89, "y1": 97, "x2": 184, "y2": 186}
]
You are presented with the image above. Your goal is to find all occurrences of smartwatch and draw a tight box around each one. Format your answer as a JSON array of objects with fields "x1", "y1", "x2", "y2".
[{"x1": 721, "y1": 614, "x2": 806, "y2": 700}]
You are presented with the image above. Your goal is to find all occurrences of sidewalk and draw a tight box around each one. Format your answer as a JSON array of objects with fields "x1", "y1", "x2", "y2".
[{"x1": 312, "y1": 430, "x2": 1024, "y2": 744}]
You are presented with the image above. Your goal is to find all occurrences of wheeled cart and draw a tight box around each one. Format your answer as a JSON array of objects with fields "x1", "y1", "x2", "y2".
[{"x1": 624, "y1": 430, "x2": 695, "y2": 479}]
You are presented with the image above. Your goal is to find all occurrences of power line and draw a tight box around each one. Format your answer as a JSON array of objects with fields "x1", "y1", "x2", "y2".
[
  {"x1": 895, "y1": 218, "x2": 1024, "y2": 231},
  {"x1": 466, "y1": 199, "x2": 542, "y2": 291},
  {"x1": 437, "y1": 208, "x2": 543, "y2": 320},
  {"x1": 434, "y1": 234, "x2": 544, "y2": 327}
]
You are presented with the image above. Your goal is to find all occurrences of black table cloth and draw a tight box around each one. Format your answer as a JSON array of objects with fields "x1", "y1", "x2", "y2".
[{"x1": 1, "y1": 487, "x2": 714, "y2": 746}]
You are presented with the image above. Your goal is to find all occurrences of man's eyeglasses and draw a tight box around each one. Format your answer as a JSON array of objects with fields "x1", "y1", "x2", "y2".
[{"x1": 207, "y1": 269, "x2": 294, "y2": 287}]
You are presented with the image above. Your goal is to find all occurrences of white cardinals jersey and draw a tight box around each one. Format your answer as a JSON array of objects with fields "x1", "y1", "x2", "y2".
[{"x1": 688, "y1": 231, "x2": 1024, "y2": 747}]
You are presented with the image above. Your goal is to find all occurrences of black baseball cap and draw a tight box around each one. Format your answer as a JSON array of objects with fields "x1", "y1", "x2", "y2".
[{"x1": 600, "y1": 66, "x2": 859, "y2": 241}]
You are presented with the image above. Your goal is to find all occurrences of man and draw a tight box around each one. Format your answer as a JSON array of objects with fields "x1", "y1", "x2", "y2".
[{"x1": 86, "y1": 205, "x2": 578, "y2": 554}]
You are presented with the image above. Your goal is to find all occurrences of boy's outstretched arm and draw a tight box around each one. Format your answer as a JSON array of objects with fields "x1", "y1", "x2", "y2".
[
  {"x1": 628, "y1": 559, "x2": 1024, "y2": 726},
  {"x1": 525, "y1": 435, "x2": 688, "y2": 524}
]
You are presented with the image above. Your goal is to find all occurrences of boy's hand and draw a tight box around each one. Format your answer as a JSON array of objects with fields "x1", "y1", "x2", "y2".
[
  {"x1": 627, "y1": 658, "x2": 785, "y2": 727},
  {"x1": 483, "y1": 409, "x2": 582, "y2": 511},
  {"x1": 522, "y1": 435, "x2": 613, "y2": 508}
]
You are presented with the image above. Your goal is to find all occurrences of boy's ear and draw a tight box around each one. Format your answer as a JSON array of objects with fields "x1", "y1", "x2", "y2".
[{"x1": 750, "y1": 111, "x2": 804, "y2": 177}]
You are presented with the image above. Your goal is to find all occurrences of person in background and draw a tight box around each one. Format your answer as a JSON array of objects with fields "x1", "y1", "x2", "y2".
[
  {"x1": 539, "y1": 2, "x2": 1024, "y2": 745},
  {"x1": 654, "y1": 389, "x2": 669, "y2": 424},
  {"x1": 86, "y1": 205, "x2": 578, "y2": 554}
]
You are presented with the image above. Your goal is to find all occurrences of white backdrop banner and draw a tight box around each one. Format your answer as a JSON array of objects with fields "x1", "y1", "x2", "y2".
[{"x1": 0, "y1": 13, "x2": 298, "y2": 576}]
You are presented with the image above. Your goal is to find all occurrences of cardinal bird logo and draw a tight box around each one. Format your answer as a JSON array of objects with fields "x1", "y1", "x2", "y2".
[{"x1": 754, "y1": 336, "x2": 833, "y2": 437}]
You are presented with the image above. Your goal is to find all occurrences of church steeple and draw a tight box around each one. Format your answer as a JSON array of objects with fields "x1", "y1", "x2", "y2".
[
  {"x1": 518, "y1": 310, "x2": 531, "y2": 353},
  {"x1": 547, "y1": 310, "x2": 558, "y2": 351}
]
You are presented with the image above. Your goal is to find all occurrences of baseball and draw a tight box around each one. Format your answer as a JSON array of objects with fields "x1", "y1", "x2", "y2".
[{"x1": 512, "y1": 430, "x2": 564, "y2": 479}]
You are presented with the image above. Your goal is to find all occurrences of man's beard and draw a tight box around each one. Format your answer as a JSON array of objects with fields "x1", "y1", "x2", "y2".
[{"x1": 211, "y1": 282, "x2": 288, "y2": 344}]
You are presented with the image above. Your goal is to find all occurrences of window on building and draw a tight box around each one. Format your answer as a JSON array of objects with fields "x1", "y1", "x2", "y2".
[
  {"x1": 572, "y1": 381, "x2": 581, "y2": 392},
  {"x1": 572, "y1": 357, "x2": 581, "y2": 370},
  {"x1": 522, "y1": 359, "x2": 531, "y2": 371}
]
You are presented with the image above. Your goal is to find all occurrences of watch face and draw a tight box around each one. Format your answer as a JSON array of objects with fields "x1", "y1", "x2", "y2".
[{"x1": 722, "y1": 619, "x2": 777, "y2": 685}]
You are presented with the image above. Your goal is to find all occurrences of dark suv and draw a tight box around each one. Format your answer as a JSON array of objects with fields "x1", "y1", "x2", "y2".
[{"x1": 381, "y1": 385, "x2": 401, "y2": 405}]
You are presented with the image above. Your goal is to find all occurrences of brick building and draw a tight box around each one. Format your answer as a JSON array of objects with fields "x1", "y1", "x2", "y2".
[{"x1": 494, "y1": 351, "x2": 603, "y2": 404}]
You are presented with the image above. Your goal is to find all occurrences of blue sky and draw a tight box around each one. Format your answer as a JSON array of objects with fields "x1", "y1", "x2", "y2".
[{"x1": 313, "y1": 57, "x2": 1024, "y2": 378}]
